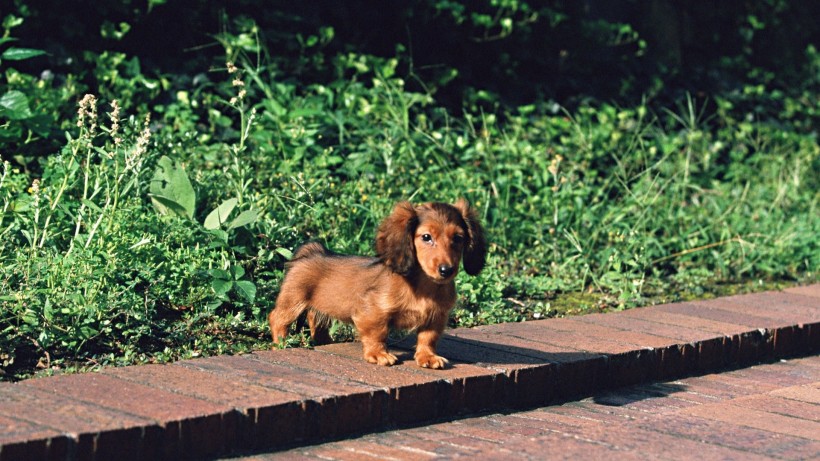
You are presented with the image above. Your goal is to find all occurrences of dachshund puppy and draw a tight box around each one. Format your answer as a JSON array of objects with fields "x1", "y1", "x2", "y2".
[{"x1": 269, "y1": 199, "x2": 486, "y2": 368}]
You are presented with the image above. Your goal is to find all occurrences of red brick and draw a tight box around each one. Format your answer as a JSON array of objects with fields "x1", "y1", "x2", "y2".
[
  {"x1": 538, "y1": 401, "x2": 644, "y2": 425},
  {"x1": 630, "y1": 303, "x2": 752, "y2": 334},
  {"x1": 794, "y1": 355, "x2": 820, "y2": 371},
  {"x1": 785, "y1": 283, "x2": 820, "y2": 299},
  {"x1": 392, "y1": 332, "x2": 553, "y2": 407},
  {"x1": 683, "y1": 401, "x2": 820, "y2": 440},
  {"x1": 181, "y1": 353, "x2": 378, "y2": 397},
  {"x1": 20, "y1": 372, "x2": 234, "y2": 459},
  {"x1": 661, "y1": 376, "x2": 746, "y2": 402},
  {"x1": 696, "y1": 294, "x2": 820, "y2": 356},
  {"x1": 760, "y1": 290, "x2": 820, "y2": 315},
  {"x1": 306, "y1": 445, "x2": 383, "y2": 461},
  {"x1": 726, "y1": 361, "x2": 817, "y2": 387},
  {"x1": 551, "y1": 316, "x2": 705, "y2": 380},
  {"x1": 443, "y1": 329, "x2": 605, "y2": 404},
  {"x1": 752, "y1": 356, "x2": 820, "y2": 380},
  {"x1": 524, "y1": 317, "x2": 678, "y2": 348},
  {"x1": 237, "y1": 452, "x2": 321, "y2": 460},
  {"x1": 692, "y1": 293, "x2": 820, "y2": 357},
  {"x1": 181, "y1": 353, "x2": 384, "y2": 440},
  {"x1": 698, "y1": 373, "x2": 783, "y2": 401},
  {"x1": 103, "y1": 363, "x2": 306, "y2": 450},
  {"x1": 445, "y1": 412, "x2": 640, "y2": 460},
  {"x1": 254, "y1": 347, "x2": 440, "y2": 425},
  {"x1": 318, "y1": 341, "x2": 505, "y2": 416},
  {"x1": 591, "y1": 383, "x2": 697, "y2": 414},
  {"x1": 0, "y1": 383, "x2": 165, "y2": 461},
  {"x1": 459, "y1": 409, "x2": 760, "y2": 461},
  {"x1": 699, "y1": 291, "x2": 820, "y2": 320},
  {"x1": 624, "y1": 307, "x2": 772, "y2": 366},
  {"x1": 360, "y1": 432, "x2": 448, "y2": 458},
  {"x1": 567, "y1": 410, "x2": 775, "y2": 460},
  {"x1": 0, "y1": 412, "x2": 68, "y2": 461},
  {"x1": 255, "y1": 353, "x2": 820, "y2": 460},
  {"x1": 578, "y1": 310, "x2": 729, "y2": 374},
  {"x1": 379, "y1": 428, "x2": 487, "y2": 458},
  {"x1": 769, "y1": 384, "x2": 820, "y2": 404},
  {"x1": 414, "y1": 421, "x2": 513, "y2": 451},
  {"x1": 331, "y1": 439, "x2": 434, "y2": 461},
  {"x1": 646, "y1": 413, "x2": 820, "y2": 459},
  {"x1": 577, "y1": 309, "x2": 719, "y2": 343},
  {"x1": 733, "y1": 394, "x2": 819, "y2": 421},
  {"x1": 510, "y1": 406, "x2": 597, "y2": 429},
  {"x1": 474, "y1": 319, "x2": 644, "y2": 353},
  {"x1": 521, "y1": 435, "x2": 645, "y2": 460},
  {"x1": 482, "y1": 323, "x2": 661, "y2": 389},
  {"x1": 653, "y1": 301, "x2": 774, "y2": 328}
]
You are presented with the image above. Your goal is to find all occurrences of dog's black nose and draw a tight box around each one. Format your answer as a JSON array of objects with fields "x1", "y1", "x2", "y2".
[{"x1": 438, "y1": 264, "x2": 455, "y2": 278}]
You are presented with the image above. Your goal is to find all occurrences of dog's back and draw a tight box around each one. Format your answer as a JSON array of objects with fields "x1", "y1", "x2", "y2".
[
  {"x1": 287, "y1": 241, "x2": 328, "y2": 264},
  {"x1": 279, "y1": 242, "x2": 383, "y2": 323}
]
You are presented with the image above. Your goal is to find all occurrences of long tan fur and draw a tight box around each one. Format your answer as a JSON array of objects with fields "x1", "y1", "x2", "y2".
[{"x1": 268, "y1": 200, "x2": 487, "y2": 368}]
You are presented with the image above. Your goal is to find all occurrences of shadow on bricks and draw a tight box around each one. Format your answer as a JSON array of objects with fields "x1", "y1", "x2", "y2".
[{"x1": 393, "y1": 332, "x2": 610, "y2": 408}]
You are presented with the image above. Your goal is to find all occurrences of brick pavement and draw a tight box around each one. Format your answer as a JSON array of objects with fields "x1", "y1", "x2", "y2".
[
  {"x1": 1, "y1": 285, "x2": 818, "y2": 460},
  {"x1": 242, "y1": 355, "x2": 820, "y2": 460}
]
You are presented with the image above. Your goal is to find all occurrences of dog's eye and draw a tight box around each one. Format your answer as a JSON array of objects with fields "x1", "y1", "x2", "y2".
[
  {"x1": 452, "y1": 234, "x2": 465, "y2": 245},
  {"x1": 421, "y1": 233, "x2": 433, "y2": 243}
]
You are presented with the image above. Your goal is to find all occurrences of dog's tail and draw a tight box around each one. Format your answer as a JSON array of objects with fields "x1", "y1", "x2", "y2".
[{"x1": 287, "y1": 241, "x2": 329, "y2": 267}]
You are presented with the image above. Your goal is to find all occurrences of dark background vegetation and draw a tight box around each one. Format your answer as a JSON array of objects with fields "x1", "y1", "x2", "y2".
[{"x1": 14, "y1": 1, "x2": 820, "y2": 109}]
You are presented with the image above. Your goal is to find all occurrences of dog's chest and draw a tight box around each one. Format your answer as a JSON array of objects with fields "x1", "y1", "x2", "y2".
[{"x1": 387, "y1": 283, "x2": 455, "y2": 330}]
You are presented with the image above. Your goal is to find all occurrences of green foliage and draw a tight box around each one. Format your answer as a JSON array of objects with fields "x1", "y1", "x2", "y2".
[
  {"x1": 0, "y1": 4, "x2": 818, "y2": 380},
  {"x1": 149, "y1": 156, "x2": 196, "y2": 219}
]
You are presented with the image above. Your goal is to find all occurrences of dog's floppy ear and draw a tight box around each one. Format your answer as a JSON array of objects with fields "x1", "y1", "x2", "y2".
[
  {"x1": 454, "y1": 198, "x2": 487, "y2": 276},
  {"x1": 376, "y1": 201, "x2": 419, "y2": 275}
]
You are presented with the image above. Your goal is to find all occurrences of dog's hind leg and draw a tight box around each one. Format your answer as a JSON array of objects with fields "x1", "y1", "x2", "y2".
[
  {"x1": 307, "y1": 309, "x2": 332, "y2": 345},
  {"x1": 269, "y1": 295, "x2": 309, "y2": 347}
]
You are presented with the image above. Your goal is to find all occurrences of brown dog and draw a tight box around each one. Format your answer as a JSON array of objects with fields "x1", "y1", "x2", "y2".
[{"x1": 269, "y1": 199, "x2": 486, "y2": 368}]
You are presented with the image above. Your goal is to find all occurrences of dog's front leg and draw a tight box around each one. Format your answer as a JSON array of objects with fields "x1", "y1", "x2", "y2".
[{"x1": 414, "y1": 328, "x2": 448, "y2": 369}]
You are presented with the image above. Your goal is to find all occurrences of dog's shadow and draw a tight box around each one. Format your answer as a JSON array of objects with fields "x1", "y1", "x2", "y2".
[
  {"x1": 388, "y1": 331, "x2": 689, "y2": 405},
  {"x1": 589, "y1": 382, "x2": 688, "y2": 406},
  {"x1": 389, "y1": 331, "x2": 601, "y2": 367}
]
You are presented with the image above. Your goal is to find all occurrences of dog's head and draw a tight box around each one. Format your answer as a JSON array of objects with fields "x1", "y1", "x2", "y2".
[{"x1": 376, "y1": 199, "x2": 487, "y2": 283}]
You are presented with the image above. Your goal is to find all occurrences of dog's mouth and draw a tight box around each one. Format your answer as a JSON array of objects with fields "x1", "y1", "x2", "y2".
[{"x1": 427, "y1": 271, "x2": 457, "y2": 284}]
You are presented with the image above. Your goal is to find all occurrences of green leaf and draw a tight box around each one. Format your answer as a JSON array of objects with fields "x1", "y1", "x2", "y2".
[
  {"x1": 208, "y1": 268, "x2": 231, "y2": 280},
  {"x1": 149, "y1": 156, "x2": 195, "y2": 219},
  {"x1": 231, "y1": 265, "x2": 245, "y2": 280},
  {"x1": 81, "y1": 198, "x2": 103, "y2": 214},
  {"x1": 227, "y1": 209, "x2": 258, "y2": 230},
  {"x1": 203, "y1": 198, "x2": 237, "y2": 230},
  {"x1": 43, "y1": 299, "x2": 53, "y2": 322},
  {"x1": 2, "y1": 47, "x2": 46, "y2": 61},
  {"x1": 78, "y1": 325, "x2": 98, "y2": 339},
  {"x1": 234, "y1": 280, "x2": 257, "y2": 302},
  {"x1": 148, "y1": 194, "x2": 191, "y2": 219},
  {"x1": 211, "y1": 278, "x2": 233, "y2": 296},
  {"x1": 275, "y1": 247, "x2": 294, "y2": 259},
  {"x1": 206, "y1": 229, "x2": 229, "y2": 245},
  {"x1": 0, "y1": 90, "x2": 33, "y2": 120}
]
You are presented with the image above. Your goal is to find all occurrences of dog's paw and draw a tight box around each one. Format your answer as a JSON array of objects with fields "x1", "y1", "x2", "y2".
[
  {"x1": 415, "y1": 352, "x2": 449, "y2": 369},
  {"x1": 365, "y1": 351, "x2": 398, "y2": 366}
]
